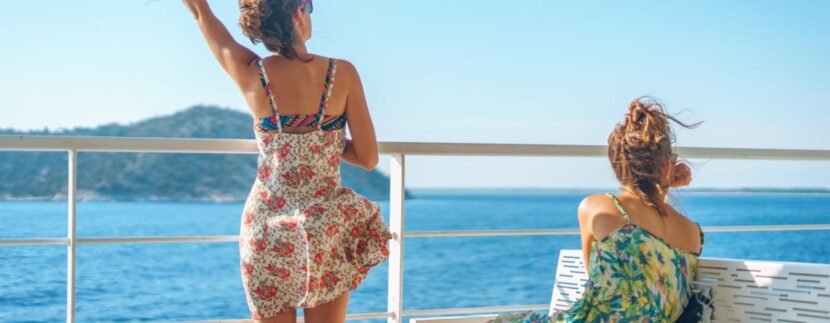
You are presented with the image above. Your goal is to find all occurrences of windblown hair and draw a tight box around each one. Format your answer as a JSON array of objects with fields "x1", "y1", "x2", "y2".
[
  {"x1": 239, "y1": 0, "x2": 303, "y2": 60},
  {"x1": 607, "y1": 97, "x2": 700, "y2": 217}
]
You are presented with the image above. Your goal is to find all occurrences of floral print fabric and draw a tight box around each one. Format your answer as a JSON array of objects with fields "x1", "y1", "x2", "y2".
[
  {"x1": 493, "y1": 193, "x2": 703, "y2": 323},
  {"x1": 239, "y1": 128, "x2": 391, "y2": 319}
]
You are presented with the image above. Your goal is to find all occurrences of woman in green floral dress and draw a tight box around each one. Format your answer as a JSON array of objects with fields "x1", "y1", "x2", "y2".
[{"x1": 494, "y1": 97, "x2": 704, "y2": 322}]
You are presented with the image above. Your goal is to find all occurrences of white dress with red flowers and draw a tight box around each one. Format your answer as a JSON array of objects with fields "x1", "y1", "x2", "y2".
[{"x1": 239, "y1": 58, "x2": 391, "y2": 319}]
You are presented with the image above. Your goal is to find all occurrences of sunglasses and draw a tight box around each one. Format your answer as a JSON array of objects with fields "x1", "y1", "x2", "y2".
[{"x1": 299, "y1": 0, "x2": 313, "y2": 14}]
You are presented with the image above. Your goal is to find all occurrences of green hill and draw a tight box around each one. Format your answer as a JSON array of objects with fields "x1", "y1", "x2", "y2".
[{"x1": 0, "y1": 106, "x2": 394, "y2": 201}]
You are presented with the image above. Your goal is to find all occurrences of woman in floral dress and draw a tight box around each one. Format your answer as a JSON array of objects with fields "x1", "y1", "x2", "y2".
[
  {"x1": 182, "y1": 1, "x2": 391, "y2": 322},
  {"x1": 494, "y1": 98, "x2": 704, "y2": 322}
]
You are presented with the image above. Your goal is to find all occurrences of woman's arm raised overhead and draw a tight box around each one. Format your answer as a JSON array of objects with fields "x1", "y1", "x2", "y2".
[{"x1": 182, "y1": 0, "x2": 259, "y2": 85}]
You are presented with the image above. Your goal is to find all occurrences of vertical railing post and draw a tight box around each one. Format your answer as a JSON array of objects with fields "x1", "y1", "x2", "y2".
[
  {"x1": 67, "y1": 149, "x2": 77, "y2": 323},
  {"x1": 387, "y1": 154, "x2": 405, "y2": 323}
]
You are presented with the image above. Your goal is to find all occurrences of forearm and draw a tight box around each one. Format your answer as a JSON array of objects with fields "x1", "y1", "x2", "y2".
[
  {"x1": 183, "y1": 0, "x2": 229, "y2": 46},
  {"x1": 182, "y1": 0, "x2": 258, "y2": 76},
  {"x1": 187, "y1": 1, "x2": 226, "y2": 39},
  {"x1": 341, "y1": 140, "x2": 378, "y2": 171},
  {"x1": 182, "y1": 0, "x2": 210, "y2": 20}
]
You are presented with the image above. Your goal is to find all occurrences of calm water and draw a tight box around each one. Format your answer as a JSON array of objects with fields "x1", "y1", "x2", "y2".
[{"x1": 1, "y1": 191, "x2": 829, "y2": 322}]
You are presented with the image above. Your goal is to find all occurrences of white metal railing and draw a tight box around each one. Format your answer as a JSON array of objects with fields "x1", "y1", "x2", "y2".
[{"x1": 1, "y1": 135, "x2": 830, "y2": 323}]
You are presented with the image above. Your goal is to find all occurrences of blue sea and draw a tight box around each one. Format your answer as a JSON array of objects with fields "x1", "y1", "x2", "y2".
[{"x1": 1, "y1": 191, "x2": 829, "y2": 322}]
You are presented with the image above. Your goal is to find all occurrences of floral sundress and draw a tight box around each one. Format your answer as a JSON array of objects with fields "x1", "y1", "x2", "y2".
[
  {"x1": 239, "y1": 58, "x2": 392, "y2": 319},
  {"x1": 493, "y1": 193, "x2": 704, "y2": 322}
]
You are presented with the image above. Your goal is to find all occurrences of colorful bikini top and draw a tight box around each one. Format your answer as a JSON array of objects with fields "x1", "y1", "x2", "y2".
[{"x1": 255, "y1": 58, "x2": 346, "y2": 132}]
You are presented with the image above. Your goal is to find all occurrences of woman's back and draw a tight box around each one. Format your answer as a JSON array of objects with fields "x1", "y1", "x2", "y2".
[
  {"x1": 255, "y1": 57, "x2": 348, "y2": 114},
  {"x1": 245, "y1": 56, "x2": 355, "y2": 134},
  {"x1": 566, "y1": 193, "x2": 703, "y2": 322},
  {"x1": 585, "y1": 192, "x2": 703, "y2": 256}
]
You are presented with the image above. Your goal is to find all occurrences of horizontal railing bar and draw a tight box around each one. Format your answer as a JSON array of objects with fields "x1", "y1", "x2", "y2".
[
  {"x1": 0, "y1": 238, "x2": 69, "y2": 246},
  {"x1": 188, "y1": 311, "x2": 393, "y2": 322},
  {"x1": 76, "y1": 236, "x2": 240, "y2": 245},
  {"x1": 0, "y1": 236, "x2": 238, "y2": 246},
  {"x1": 0, "y1": 136, "x2": 257, "y2": 154},
  {"x1": 183, "y1": 306, "x2": 557, "y2": 323},
  {"x1": 676, "y1": 146, "x2": 830, "y2": 161},
  {"x1": 4, "y1": 224, "x2": 828, "y2": 247},
  {"x1": 342, "y1": 311, "x2": 395, "y2": 321},
  {"x1": 382, "y1": 142, "x2": 607, "y2": 157},
  {"x1": 700, "y1": 224, "x2": 830, "y2": 233},
  {"x1": 405, "y1": 228, "x2": 580, "y2": 238},
  {"x1": 403, "y1": 304, "x2": 549, "y2": 317},
  {"x1": 3, "y1": 136, "x2": 830, "y2": 160},
  {"x1": 405, "y1": 224, "x2": 830, "y2": 238}
]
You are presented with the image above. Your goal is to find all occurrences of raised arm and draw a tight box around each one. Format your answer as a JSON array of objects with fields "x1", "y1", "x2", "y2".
[
  {"x1": 182, "y1": 0, "x2": 259, "y2": 83},
  {"x1": 339, "y1": 61, "x2": 379, "y2": 171}
]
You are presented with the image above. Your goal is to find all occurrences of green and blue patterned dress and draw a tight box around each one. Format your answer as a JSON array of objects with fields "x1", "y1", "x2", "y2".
[{"x1": 494, "y1": 193, "x2": 704, "y2": 323}]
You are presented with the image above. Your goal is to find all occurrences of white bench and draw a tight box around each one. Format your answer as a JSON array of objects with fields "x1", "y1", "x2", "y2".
[{"x1": 411, "y1": 249, "x2": 830, "y2": 323}]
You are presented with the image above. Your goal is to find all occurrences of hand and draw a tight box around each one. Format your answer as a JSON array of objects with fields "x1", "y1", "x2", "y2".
[{"x1": 671, "y1": 162, "x2": 692, "y2": 187}]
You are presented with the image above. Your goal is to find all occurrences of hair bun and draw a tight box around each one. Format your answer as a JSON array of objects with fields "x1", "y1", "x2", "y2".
[
  {"x1": 627, "y1": 99, "x2": 648, "y2": 123},
  {"x1": 239, "y1": 0, "x2": 303, "y2": 59},
  {"x1": 607, "y1": 96, "x2": 700, "y2": 218},
  {"x1": 623, "y1": 98, "x2": 666, "y2": 152}
]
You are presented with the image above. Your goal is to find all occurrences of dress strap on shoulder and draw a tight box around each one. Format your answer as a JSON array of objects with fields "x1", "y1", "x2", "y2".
[
  {"x1": 317, "y1": 58, "x2": 338, "y2": 130},
  {"x1": 606, "y1": 192, "x2": 631, "y2": 224},
  {"x1": 256, "y1": 59, "x2": 282, "y2": 132}
]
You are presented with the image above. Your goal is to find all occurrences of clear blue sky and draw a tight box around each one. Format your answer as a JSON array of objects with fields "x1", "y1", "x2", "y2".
[{"x1": 1, "y1": 1, "x2": 828, "y2": 188}]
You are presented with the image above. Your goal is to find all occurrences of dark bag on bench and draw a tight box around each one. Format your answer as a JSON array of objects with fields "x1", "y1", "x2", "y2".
[{"x1": 676, "y1": 284, "x2": 714, "y2": 323}]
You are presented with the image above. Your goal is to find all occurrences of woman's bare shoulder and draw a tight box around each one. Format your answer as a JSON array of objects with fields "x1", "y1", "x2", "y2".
[
  {"x1": 579, "y1": 194, "x2": 611, "y2": 212},
  {"x1": 578, "y1": 193, "x2": 629, "y2": 240},
  {"x1": 332, "y1": 58, "x2": 358, "y2": 84},
  {"x1": 578, "y1": 194, "x2": 624, "y2": 223},
  {"x1": 668, "y1": 208, "x2": 703, "y2": 251}
]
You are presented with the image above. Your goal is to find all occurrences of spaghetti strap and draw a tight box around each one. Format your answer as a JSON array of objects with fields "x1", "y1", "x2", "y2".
[
  {"x1": 317, "y1": 58, "x2": 337, "y2": 130},
  {"x1": 256, "y1": 59, "x2": 282, "y2": 132},
  {"x1": 606, "y1": 192, "x2": 631, "y2": 224}
]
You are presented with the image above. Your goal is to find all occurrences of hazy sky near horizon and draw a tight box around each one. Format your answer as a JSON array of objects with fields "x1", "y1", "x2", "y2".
[{"x1": 1, "y1": 1, "x2": 828, "y2": 188}]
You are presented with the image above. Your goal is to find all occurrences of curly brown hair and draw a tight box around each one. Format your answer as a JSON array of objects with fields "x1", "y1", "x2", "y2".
[
  {"x1": 607, "y1": 97, "x2": 700, "y2": 217},
  {"x1": 239, "y1": 0, "x2": 304, "y2": 59}
]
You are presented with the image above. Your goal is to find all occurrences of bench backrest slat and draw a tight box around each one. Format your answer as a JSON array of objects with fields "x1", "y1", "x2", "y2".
[{"x1": 550, "y1": 250, "x2": 830, "y2": 322}]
